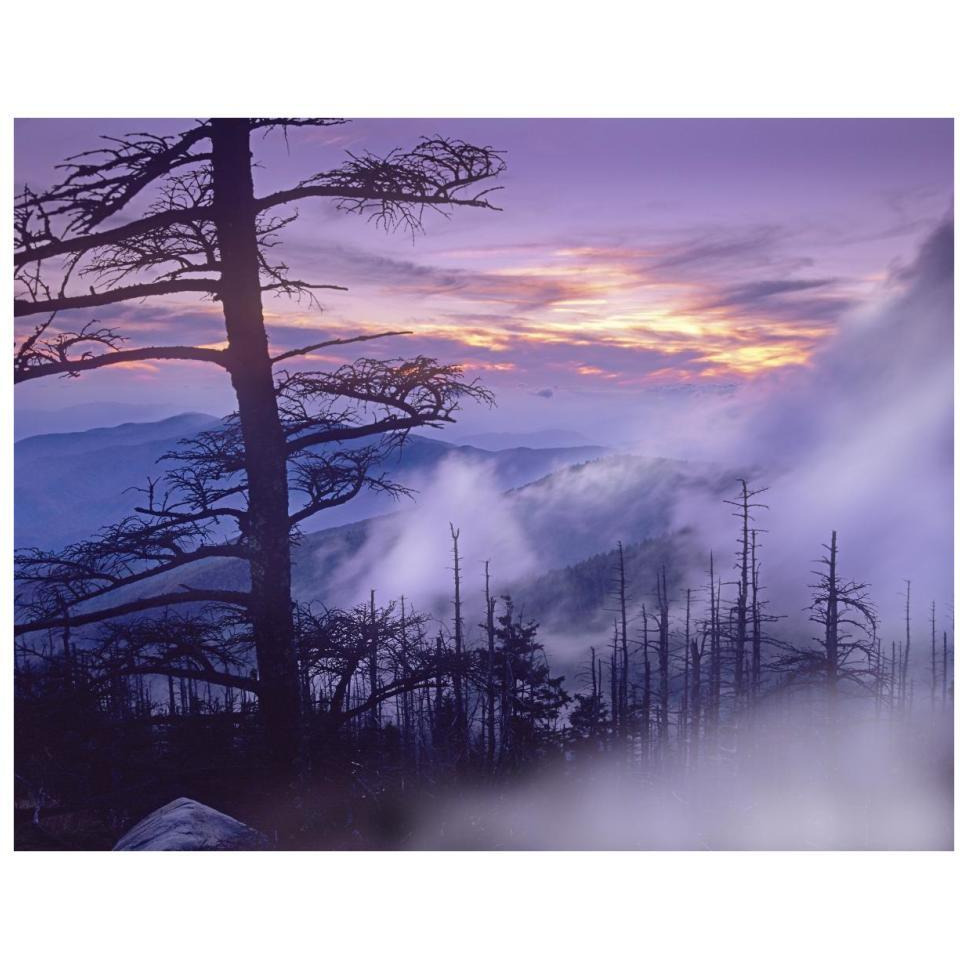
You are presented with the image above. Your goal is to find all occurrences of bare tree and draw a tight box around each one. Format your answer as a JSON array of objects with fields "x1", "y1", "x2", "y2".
[
  {"x1": 943, "y1": 630, "x2": 950, "y2": 707},
  {"x1": 617, "y1": 540, "x2": 630, "y2": 732},
  {"x1": 641, "y1": 604, "x2": 652, "y2": 758},
  {"x1": 449, "y1": 524, "x2": 467, "y2": 754},
  {"x1": 901, "y1": 580, "x2": 912, "y2": 709},
  {"x1": 772, "y1": 531, "x2": 877, "y2": 708},
  {"x1": 654, "y1": 564, "x2": 670, "y2": 750},
  {"x1": 708, "y1": 552, "x2": 722, "y2": 727},
  {"x1": 722, "y1": 480, "x2": 768, "y2": 700},
  {"x1": 14, "y1": 118, "x2": 503, "y2": 775},
  {"x1": 930, "y1": 600, "x2": 937, "y2": 708},
  {"x1": 689, "y1": 622, "x2": 705, "y2": 766},
  {"x1": 483, "y1": 560, "x2": 497, "y2": 769}
]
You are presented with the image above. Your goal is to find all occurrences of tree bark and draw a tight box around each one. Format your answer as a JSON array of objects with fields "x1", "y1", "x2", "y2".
[
  {"x1": 825, "y1": 531, "x2": 839, "y2": 703},
  {"x1": 449, "y1": 525, "x2": 467, "y2": 753},
  {"x1": 617, "y1": 541, "x2": 629, "y2": 733},
  {"x1": 901, "y1": 580, "x2": 912, "y2": 708},
  {"x1": 657, "y1": 566, "x2": 670, "y2": 751},
  {"x1": 210, "y1": 118, "x2": 301, "y2": 779},
  {"x1": 484, "y1": 562, "x2": 496, "y2": 770},
  {"x1": 735, "y1": 481, "x2": 748, "y2": 698}
]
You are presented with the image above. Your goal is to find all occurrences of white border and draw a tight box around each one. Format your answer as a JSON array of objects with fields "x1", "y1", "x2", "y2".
[{"x1": 1, "y1": 1, "x2": 957, "y2": 957}]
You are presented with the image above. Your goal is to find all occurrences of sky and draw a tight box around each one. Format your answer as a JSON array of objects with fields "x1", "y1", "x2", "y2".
[
  {"x1": 11, "y1": 117, "x2": 955, "y2": 676},
  {"x1": 13, "y1": 118, "x2": 954, "y2": 445}
]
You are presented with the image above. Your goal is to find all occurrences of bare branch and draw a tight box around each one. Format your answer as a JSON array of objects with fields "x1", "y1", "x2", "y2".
[
  {"x1": 14, "y1": 588, "x2": 250, "y2": 636},
  {"x1": 270, "y1": 330, "x2": 410, "y2": 365},
  {"x1": 14, "y1": 279, "x2": 220, "y2": 317}
]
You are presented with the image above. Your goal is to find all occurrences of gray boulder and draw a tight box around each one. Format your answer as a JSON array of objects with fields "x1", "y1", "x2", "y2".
[{"x1": 113, "y1": 797, "x2": 270, "y2": 851}]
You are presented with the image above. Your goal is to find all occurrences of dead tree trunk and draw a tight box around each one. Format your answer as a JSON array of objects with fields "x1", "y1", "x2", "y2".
[
  {"x1": 890, "y1": 641, "x2": 898, "y2": 715},
  {"x1": 433, "y1": 632, "x2": 445, "y2": 752},
  {"x1": 400, "y1": 596, "x2": 411, "y2": 752},
  {"x1": 874, "y1": 624, "x2": 882, "y2": 718},
  {"x1": 656, "y1": 565, "x2": 670, "y2": 751},
  {"x1": 617, "y1": 541, "x2": 629, "y2": 732},
  {"x1": 735, "y1": 481, "x2": 749, "y2": 698},
  {"x1": 500, "y1": 631, "x2": 514, "y2": 767},
  {"x1": 723, "y1": 481, "x2": 768, "y2": 702},
  {"x1": 824, "y1": 531, "x2": 840, "y2": 702},
  {"x1": 449, "y1": 525, "x2": 466, "y2": 752},
  {"x1": 709, "y1": 553, "x2": 721, "y2": 728},
  {"x1": 930, "y1": 600, "x2": 937, "y2": 709},
  {"x1": 210, "y1": 118, "x2": 301, "y2": 778},
  {"x1": 368, "y1": 589, "x2": 379, "y2": 729},
  {"x1": 901, "y1": 579, "x2": 912, "y2": 708},
  {"x1": 750, "y1": 529, "x2": 762, "y2": 696},
  {"x1": 590, "y1": 645, "x2": 599, "y2": 738},
  {"x1": 484, "y1": 561, "x2": 496, "y2": 770},
  {"x1": 610, "y1": 623, "x2": 620, "y2": 734},
  {"x1": 943, "y1": 631, "x2": 950, "y2": 707},
  {"x1": 690, "y1": 625, "x2": 703, "y2": 766},
  {"x1": 641, "y1": 605, "x2": 651, "y2": 759}
]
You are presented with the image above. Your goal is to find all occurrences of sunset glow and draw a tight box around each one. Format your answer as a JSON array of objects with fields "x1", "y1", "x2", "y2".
[{"x1": 14, "y1": 118, "x2": 951, "y2": 415}]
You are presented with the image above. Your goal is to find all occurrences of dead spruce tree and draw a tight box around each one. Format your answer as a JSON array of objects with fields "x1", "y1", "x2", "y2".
[
  {"x1": 483, "y1": 560, "x2": 497, "y2": 769},
  {"x1": 772, "y1": 530, "x2": 878, "y2": 709},
  {"x1": 901, "y1": 580, "x2": 912, "y2": 709},
  {"x1": 14, "y1": 118, "x2": 503, "y2": 777},
  {"x1": 449, "y1": 524, "x2": 467, "y2": 754},
  {"x1": 653, "y1": 564, "x2": 670, "y2": 750},
  {"x1": 722, "y1": 479, "x2": 768, "y2": 701}
]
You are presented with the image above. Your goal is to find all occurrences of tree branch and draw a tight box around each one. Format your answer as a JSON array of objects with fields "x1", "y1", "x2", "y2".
[
  {"x1": 270, "y1": 330, "x2": 410, "y2": 365},
  {"x1": 14, "y1": 279, "x2": 221, "y2": 317},
  {"x1": 286, "y1": 416, "x2": 428, "y2": 455},
  {"x1": 14, "y1": 206, "x2": 215, "y2": 268},
  {"x1": 118, "y1": 662, "x2": 259, "y2": 694},
  {"x1": 14, "y1": 588, "x2": 250, "y2": 636},
  {"x1": 257, "y1": 184, "x2": 502, "y2": 213},
  {"x1": 14, "y1": 343, "x2": 230, "y2": 383}
]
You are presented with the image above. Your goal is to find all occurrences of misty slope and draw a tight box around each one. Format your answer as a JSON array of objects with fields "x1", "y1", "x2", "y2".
[
  {"x1": 150, "y1": 453, "x2": 733, "y2": 633},
  {"x1": 14, "y1": 414, "x2": 607, "y2": 551},
  {"x1": 286, "y1": 454, "x2": 733, "y2": 623},
  {"x1": 15, "y1": 401, "x2": 189, "y2": 441},
  {"x1": 19, "y1": 440, "x2": 738, "y2": 675},
  {"x1": 455, "y1": 428, "x2": 590, "y2": 450},
  {"x1": 16, "y1": 413, "x2": 740, "y2": 649},
  {"x1": 15, "y1": 414, "x2": 221, "y2": 550}
]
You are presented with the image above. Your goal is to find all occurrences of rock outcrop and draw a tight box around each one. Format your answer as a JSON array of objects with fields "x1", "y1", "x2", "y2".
[{"x1": 113, "y1": 797, "x2": 270, "y2": 851}]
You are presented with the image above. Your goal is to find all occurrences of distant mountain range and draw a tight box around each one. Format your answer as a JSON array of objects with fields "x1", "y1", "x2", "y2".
[
  {"x1": 15, "y1": 414, "x2": 741, "y2": 668},
  {"x1": 454, "y1": 428, "x2": 592, "y2": 450},
  {"x1": 14, "y1": 414, "x2": 608, "y2": 551},
  {"x1": 14, "y1": 401, "x2": 195, "y2": 440},
  {"x1": 15, "y1": 414, "x2": 221, "y2": 550}
]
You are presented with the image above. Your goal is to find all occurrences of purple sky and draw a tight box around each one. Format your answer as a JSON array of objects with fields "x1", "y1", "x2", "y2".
[{"x1": 14, "y1": 118, "x2": 953, "y2": 440}]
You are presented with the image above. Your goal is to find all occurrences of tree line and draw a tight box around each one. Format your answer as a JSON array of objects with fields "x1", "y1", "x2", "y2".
[{"x1": 14, "y1": 474, "x2": 953, "y2": 844}]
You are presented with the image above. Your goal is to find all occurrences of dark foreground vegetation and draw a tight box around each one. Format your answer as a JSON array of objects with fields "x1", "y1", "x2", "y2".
[{"x1": 14, "y1": 485, "x2": 954, "y2": 849}]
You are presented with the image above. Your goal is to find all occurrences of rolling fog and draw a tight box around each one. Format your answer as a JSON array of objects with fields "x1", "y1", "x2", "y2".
[
  {"x1": 307, "y1": 221, "x2": 953, "y2": 853},
  {"x1": 407, "y1": 706, "x2": 953, "y2": 850},
  {"x1": 316, "y1": 219, "x2": 954, "y2": 679}
]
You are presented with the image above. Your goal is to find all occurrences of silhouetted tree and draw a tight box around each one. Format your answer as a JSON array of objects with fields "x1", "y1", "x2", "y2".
[
  {"x1": 14, "y1": 118, "x2": 503, "y2": 775},
  {"x1": 483, "y1": 560, "x2": 497, "y2": 769},
  {"x1": 449, "y1": 524, "x2": 467, "y2": 753},
  {"x1": 901, "y1": 580, "x2": 912, "y2": 709},
  {"x1": 930, "y1": 600, "x2": 937, "y2": 708},
  {"x1": 772, "y1": 531, "x2": 877, "y2": 707},
  {"x1": 617, "y1": 540, "x2": 630, "y2": 732},
  {"x1": 723, "y1": 480, "x2": 768, "y2": 700},
  {"x1": 654, "y1": 565, "x2": 670, "y2": 749},
  {"x1": 492, "y1": 599, "x2": 569, "y2": 768}
]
